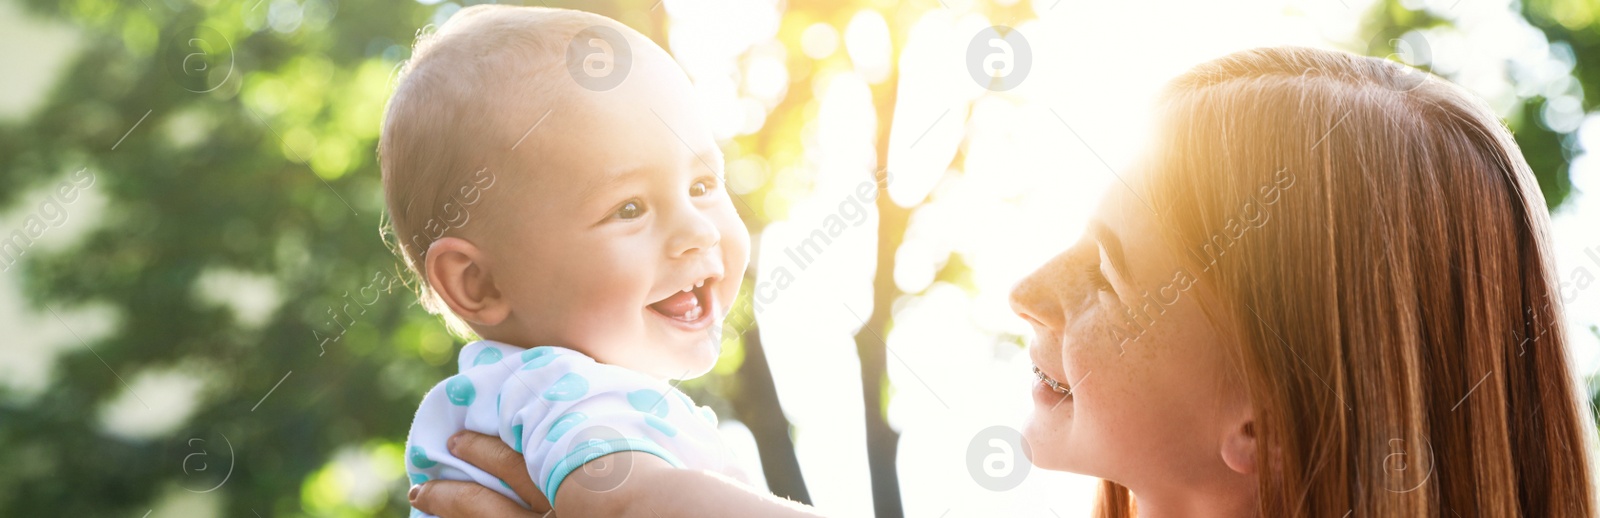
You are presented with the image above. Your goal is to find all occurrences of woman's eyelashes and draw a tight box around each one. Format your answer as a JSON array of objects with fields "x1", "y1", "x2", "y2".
[{"x1": 1084, "y1": 260, "x2": 1115, "y2": 293}]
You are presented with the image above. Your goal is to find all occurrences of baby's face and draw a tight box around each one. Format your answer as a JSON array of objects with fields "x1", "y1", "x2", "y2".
[{"x1": 479, "y1": 36, "x2": 749, "y2": 380}]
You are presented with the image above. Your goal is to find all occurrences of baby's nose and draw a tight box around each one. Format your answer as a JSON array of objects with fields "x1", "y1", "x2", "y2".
[{"x1": 668, "y1": 208, "x2": 720, "y2": 258}]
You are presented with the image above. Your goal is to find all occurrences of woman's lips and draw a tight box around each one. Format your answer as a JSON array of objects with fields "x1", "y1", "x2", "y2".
[
  {"x1": 1027, "y1": 340, "x2": 1075, "y2": 408},
  {"x1": 1034, "y1": 365, "x2": 1070, "y2": 394},
  {"x1": 1032, "y1": 375, "x2": 1071, "y2": 408},
  {"x1": 1031, "y1": 364, "x2": 1074, "y2": 409}
]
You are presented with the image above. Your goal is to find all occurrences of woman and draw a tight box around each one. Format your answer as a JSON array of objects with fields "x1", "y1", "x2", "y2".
[{"x1": 410, "y1": 47, "x2": 1598, "y2": 517}]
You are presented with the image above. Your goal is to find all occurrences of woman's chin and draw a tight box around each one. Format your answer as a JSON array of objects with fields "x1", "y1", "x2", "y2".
[
  {"x1": 1017, "y1": 415, "x2": 1056, "y2": 460},
  {"x1": 1022, "y1": 412, "x2": 1069, "y2": 470}
]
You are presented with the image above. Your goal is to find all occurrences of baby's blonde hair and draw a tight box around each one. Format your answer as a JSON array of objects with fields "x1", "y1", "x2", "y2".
[{"x1": 378, "y1": 5, "x2": 624, "y2": 337}]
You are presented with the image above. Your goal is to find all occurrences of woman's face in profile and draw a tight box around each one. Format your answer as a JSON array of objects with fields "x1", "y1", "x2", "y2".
[{"x1": 1009, "y1": 166, "x2": 1257, "y2": 493}]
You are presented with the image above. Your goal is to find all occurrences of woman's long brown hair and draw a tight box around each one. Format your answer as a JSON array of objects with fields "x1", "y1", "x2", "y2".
[{"x1": 1096, "y1": 47, "x2": 1596, "y2": 517}]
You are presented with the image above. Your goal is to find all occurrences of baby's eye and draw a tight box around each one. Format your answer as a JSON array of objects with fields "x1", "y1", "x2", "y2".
[
  {"x1": 690, "y1": 178, "x2": 717, "y2": 197},
  {"x1": 614, "y1": 200, "x2": 646, "y2": 220}
]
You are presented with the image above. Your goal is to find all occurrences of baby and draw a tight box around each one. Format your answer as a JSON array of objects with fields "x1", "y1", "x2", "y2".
[{"x1": 379, "y1": 5, "x2": 820, "y2": 517}]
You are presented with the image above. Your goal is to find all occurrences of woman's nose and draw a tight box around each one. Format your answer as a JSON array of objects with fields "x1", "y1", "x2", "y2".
[{"x1": 1009, "y1": 253, "x2": 1071, "y2": 331}]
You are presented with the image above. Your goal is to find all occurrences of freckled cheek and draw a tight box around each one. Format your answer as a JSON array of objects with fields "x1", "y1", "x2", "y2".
[{"x1": 1062, "y1": 304, "x2": 1132, "y2": 365}]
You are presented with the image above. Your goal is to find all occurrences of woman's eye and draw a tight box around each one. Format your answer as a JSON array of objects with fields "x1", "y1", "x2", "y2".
[
  {"x1": 690, "y1": 179, "x2": 713, "y2": 197},
  {"x1": 615, "y1": 201, "x2": 645, "y2": 220},
  {"x1": 1085, "y1": 262, "x2": 1114, "y2": 293}
]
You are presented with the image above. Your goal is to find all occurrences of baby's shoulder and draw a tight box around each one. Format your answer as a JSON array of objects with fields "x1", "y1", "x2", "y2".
[
  {"x1": 457, "y1": 342, "x2": 585, "y2": 373},
  {"x1": 451, "y1": 343, "x2": 660, "y2": 405}
]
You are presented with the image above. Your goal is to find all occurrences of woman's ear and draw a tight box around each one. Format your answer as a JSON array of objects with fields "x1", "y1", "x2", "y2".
[
  {"x1": 425, "y1": 237, "x2": 511, "y2": 327},
  {"x1": 1221, "y1": 419, "x2": 1258, "y2": 475}
]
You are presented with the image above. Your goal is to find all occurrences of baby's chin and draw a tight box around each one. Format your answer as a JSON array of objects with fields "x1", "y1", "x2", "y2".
[
  {"x1": 668, "y1": 331, "x2": 723, "y2": 379},
  {"x1": 626, "y1": 327, "x2": 722, "y2": 381}
]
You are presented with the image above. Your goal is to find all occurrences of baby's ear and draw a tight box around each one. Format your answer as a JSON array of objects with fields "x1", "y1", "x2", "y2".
[{"x1": 424, "y1": 237, "x2": 511, "y2": 327}]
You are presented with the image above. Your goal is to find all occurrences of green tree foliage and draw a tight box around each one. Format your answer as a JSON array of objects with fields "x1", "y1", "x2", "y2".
[{"x1": 1363, "y1": 0, "x2": 1588, "y2": 209}]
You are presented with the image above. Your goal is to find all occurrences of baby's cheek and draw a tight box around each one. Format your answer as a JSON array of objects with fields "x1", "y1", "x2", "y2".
[
  {"x1": 719, "y1": 222, "x2": 751, "y2": 297},
  {"x1": 725, "y1": 222, "x2": 752, "y2": 269},
  {"x1": 716, "y1": 278, "x2": 743, "y2": 320}
]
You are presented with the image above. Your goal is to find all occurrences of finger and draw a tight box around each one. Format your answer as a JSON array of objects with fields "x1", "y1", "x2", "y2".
[
  {"x1": 410, "y1": 480, "x2": 536, "y2": 518},
  {"x1": 448, "y1": 431, "x2": 551, "y2": 512}
]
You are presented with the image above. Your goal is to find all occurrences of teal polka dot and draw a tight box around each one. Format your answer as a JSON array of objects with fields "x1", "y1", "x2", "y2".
[
  {"x1": 409, "y1": 472, "x2": 430, "y2": 485},
  {"x1": 519, "y1": 348, "x2": 558, "y2": 370},
  {"x1": 445, "y1": 375, "x2": 476, "y2": 406},
  {"x1": 645, "y1": 414, "x2": 678, "y2": 437},
  {"x1": 409, "y1": 445, "x2": 438, "y2": 469},
  {"x1": 500, "y1": 478, "x2": 512, "y2": 489},
  {"x1": 542, "y1": 373, "x2": 589, "y2": 401},
  {"x1": 512, "y1": 424, "x2": 524, "y2": 453},
  {"x1": 627, "y1": 389, "x2": 670, "y2": 418},
  {"x1": 698, "y1": 406, "x2": 718, "y2": 425},
  {"x1": 473, "y1": 347, "x2": 503, "y2": 366},
  {"x1": 546, "y1": 412, "x2": 588, "y2": 442}
]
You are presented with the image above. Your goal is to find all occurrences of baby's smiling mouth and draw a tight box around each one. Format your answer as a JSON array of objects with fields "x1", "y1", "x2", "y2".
[{"x1": 648, "y1": 276, "x2": 716, "y2": 323}]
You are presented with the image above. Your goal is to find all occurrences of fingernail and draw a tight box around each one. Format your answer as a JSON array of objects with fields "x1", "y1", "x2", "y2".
[
  {"x1": 447, "y1": 432, "x2": 460, "y2": 452},
  {"x1": 409, "y1": 484, "x2": 423, "y2": 502}
]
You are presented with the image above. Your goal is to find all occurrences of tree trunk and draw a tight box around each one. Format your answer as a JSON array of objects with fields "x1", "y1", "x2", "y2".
[
  {"x1": 857, "y1": 53, "x2": 908, "y2": 518},
  {"x1": 732, "y1": 323, "x2": 812, "y2": 504}
]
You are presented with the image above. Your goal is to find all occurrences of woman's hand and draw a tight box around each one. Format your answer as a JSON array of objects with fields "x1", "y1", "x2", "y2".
[{"x1": 409, "y1": 431, "x2": 555, "y2": 517}]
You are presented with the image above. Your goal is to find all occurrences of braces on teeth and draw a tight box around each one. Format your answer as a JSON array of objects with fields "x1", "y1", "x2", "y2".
[{"x1": 1034, "y1": 366, "x2": 1071, "y2": 394}]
